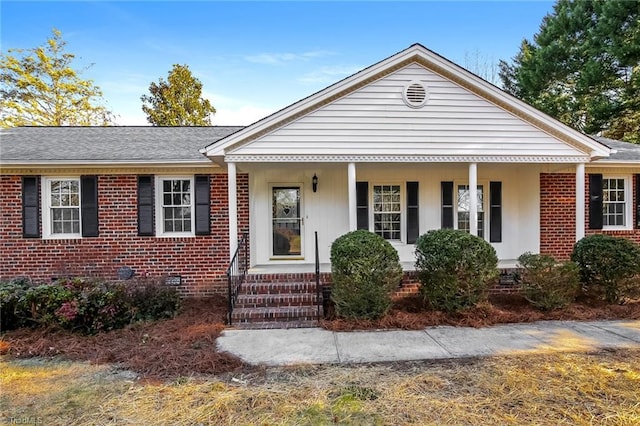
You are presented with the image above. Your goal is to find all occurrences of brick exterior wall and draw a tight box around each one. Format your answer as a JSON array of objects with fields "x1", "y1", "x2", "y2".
[
  {"x1": 540, "y1": 172, "x2": 640, "y2": 260},
  {"x1": 0, "y1": 173, "x2": 249, "y2": 296},
  {"x1": 540, "y1": 173, "x2": 577, "y2": 260}
]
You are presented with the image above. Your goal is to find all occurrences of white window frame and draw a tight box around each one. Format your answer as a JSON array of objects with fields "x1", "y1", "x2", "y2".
[
  {"x1": 155, "y1": 176, "x2": 195, "y2": 237},
  {"x1": 370, "y1": 183, "x2": 405, "y2": 243},
  {"x1": 602, "y1": 175, "x2": 632, "y2": 231},
  {"x1": 454, "y1": 181, "x2": 487, "y2": 239},
  {"x1": 42, "y1": 177, "x2": 82, "y2": 239}
]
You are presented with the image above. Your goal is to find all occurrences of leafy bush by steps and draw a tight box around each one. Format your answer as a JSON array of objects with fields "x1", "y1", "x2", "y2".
[
  {"x1": 517, "y1": 252, "x2": 580, "y2": 311},
  {"x1": 330, "y1": 230, "x2": 403, "y2": 320},
  {"x1": 415, "y1": 229, "x2": 498, "y2": 312}
]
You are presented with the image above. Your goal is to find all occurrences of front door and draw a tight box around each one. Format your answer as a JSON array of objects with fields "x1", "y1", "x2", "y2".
[{"x1": 272, "y1": 186, "x2": 303, "y2": 257}]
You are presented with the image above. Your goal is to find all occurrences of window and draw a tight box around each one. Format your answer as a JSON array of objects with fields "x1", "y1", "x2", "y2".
[
  {"x1": 373, "y1": 185, "x2": 401, "y2": 240},
  {"x1": 603, "y1": 177, "x2": 629, "y2": 228},
  {"x1": 156, "y1": 177, "x2": 194, "y2": 236},
  {"x1": 457, "y1": 184, "x2": 484, "y2": 238},
  {"x1": 42, "y1": 178, "x2": 81, "y2": 238}
]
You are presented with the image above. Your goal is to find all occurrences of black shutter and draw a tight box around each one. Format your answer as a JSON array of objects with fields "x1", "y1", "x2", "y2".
[
  {"x1": 441, "y1": 181, "x2": 454, "y2": 229},
  {"x1": 588, "y1": 174, "x2": 603, "y2": 230},
  {"x1": 356, "y1": 181, "x2": 369, "y2": 230},
  {"x1": 194, "y1": 175, "x2": 211, "y2": 235},
  {"x1": 137, "y1": 175, "x2": 155, "y2": 236},
  {"x1": 635, "y1": 174, "x2": 640, "y2": 229},
  {"x1": 80, "y1": 175, "x2": 99, "y2": 237},
  {"x1": 489, "y1": 181, "x2": 502, "y2": 243},
  {"x1": 22, "y1": 176, "x2": 40, "y2": 238},
  {"x1": 406, "y1": 181, "x2": 419, "y2": 243}
]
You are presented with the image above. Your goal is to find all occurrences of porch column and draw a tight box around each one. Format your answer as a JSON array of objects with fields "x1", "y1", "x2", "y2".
[
  {"x1": 575, "y1": 163, "x2": 585, "y2": 241},
  {"x1": 348, "y1": 162, "x2": 357, "y2": 231},
  {"x1": 469, "y1": 162, "x2": 478, "y2": 236},
  {"x1": 228, "y1": 161, "x2": 238, "y2": 260}
]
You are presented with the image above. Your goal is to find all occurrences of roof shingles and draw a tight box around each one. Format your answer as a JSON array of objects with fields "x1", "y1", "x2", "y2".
[{"x1": 0, "y1": 126, "x2": 243, "y2": 163}]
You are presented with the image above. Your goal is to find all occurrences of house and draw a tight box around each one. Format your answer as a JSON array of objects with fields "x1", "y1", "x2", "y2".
[{"x1": 2, "y1": 44, "x2": 639, "y2": 326}]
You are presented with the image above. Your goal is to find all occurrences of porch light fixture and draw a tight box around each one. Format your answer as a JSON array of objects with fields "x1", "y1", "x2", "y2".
[{"x1": 312, "y1": 174, "x2": 318, "y2": 192}]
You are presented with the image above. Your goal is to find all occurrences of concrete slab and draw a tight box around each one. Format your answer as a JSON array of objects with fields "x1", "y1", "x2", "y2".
[
  {"x1": 217, "y1": 320, "x2": 640, "y2": 367},
  {"x1": 424, "y1": 324, "x2": 544, "y2": 357},
  {"x1": 217, "y1": 328, "x2": 339, "y2": 366},
  {"x1": 334, "y1": 330, "x2": 450, "y2": 363},
  {"x1": 589, "y1": 320, "x2": 640, "y2": 343},
  {"x1": 509, "y1": 321, "x2": 640, "y2": 353}
]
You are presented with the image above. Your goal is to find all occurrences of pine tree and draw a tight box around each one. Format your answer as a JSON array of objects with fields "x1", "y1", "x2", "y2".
[{"x1": 499, "y1": 0, "x2": 640, "y2": 142}]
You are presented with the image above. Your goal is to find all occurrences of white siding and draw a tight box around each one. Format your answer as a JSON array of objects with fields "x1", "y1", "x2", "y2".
[
  {"x1": 247, "y1": 163, "x2": 539, "y2": 267},
  {"x1": 231, "y1": 64, "x2": 584, "y2": 158}
]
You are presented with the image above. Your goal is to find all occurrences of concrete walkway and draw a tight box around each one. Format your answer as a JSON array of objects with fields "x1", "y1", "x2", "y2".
[{"x1": 217, "y1": 320, "x2": 640, "y2": 366}]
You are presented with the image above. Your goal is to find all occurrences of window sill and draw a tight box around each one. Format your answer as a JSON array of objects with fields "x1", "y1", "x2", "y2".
[
  {"x1": 43, "y1": 234, "x2": 82, "y2": 240},
  {"x1": 602, "y1": 226, "x2": 633, "y2": 232},
  {"x1": 155, "y1": 233, "x2": 196, "y2": 238}
]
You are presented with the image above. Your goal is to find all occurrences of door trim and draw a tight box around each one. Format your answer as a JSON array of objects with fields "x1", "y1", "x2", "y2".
[{"x1": 270, "y1": 184, "x2": 304, "y2": 259}]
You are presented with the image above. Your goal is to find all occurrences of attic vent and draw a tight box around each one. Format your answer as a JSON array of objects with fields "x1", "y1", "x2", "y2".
[{"x1": 402, "y1": 81, "x2": 428, "y2": 108}]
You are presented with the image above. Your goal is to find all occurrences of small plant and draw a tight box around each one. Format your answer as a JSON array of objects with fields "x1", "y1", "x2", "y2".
[
  {"x1": 517, "y1": 252, "x2": 580, "y2": 311},
  {"x1": 127, "y1": 278, "x2": 181, "y2": 322},
  {"x1": 330, "y1": 230, "x2": 403, "y2": 320},
  {"x1": 415, "y1": 229, "x2": 498, "y2": 312},
  {"x1": 571, "y1": 234, "x2": 640, "y2": 303}
]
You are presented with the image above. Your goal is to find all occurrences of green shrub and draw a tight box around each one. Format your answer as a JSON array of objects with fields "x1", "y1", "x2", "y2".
[
  {"x1": 330, "y1": 230, "x2": 403, "y2": 319},
  {"x1": 0, "y1": 277, "x2": 181, "y2": 333},
  {"x1": 0, "y1": 278, "x2": 31, "y2": 330},
  {"x1": 517, "y1": 253, "x2": 580, "y2": 311},
  {"x1": 571, "y1": 234, "x2": 640, "y2": 303},
  {"x1": 77, "y1": 281, "x2": 132, "y2": 332},
  {"x1": 128, "y1": 279, "x2": 181, "y2": 322},
  {"x1": 22, "y1": 283, "x2": 75, "y2": 327},
  {"x1": 415, "y1": 229, "x2": 498, "y2": 312}
]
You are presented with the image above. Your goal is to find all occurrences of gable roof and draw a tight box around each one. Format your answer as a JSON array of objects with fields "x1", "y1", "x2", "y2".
[
  {"x1": 1, "y1": 126, "x2": 243, "y2": 166},
  {"x1": 203, "y1": 43, "x2": 611, "y2": 162}
]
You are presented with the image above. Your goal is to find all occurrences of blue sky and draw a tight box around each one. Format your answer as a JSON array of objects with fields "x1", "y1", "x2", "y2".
[{"x1": 2, "y1": 1, "x2": 555, "y2": 125}]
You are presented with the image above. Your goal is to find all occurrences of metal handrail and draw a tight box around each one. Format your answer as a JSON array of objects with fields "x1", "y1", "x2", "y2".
[
  {"x1": 226, "y1": 232, "x2": 248, "y2": 325},
  {"x1": 315, "y1": 231, "x2": 321, "y2": 321}
]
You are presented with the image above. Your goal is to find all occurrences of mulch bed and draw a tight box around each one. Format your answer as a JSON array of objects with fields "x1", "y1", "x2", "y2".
[
  {"x1": 321, "y1": 294, "x2": 640, "y2": 331},
  {"x1": 0, "y1": 296, "x2": 245, "y2": 379},
  {"x1": 1, "y1": 293, "x2": 639, "y2": 380}
]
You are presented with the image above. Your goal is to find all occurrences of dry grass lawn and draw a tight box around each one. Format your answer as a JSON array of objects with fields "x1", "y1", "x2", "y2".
[{"x1": 2, "y1": 349, "x2": 639, "y2": 425}]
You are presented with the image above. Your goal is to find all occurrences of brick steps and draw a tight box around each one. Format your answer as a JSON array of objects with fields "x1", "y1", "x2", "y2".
[
  {"x1": 240, "y1": 281, "x2": 319, "y2": 295},
  {"x1": 231, "y1": 280, "x2": 323, "y2": 329},
  {"x1": 229, "y1": 320, "x2": 320, "y2": 330},
  {"x1": 234, "y1": 293, "x2": 318, "y2": 309}
]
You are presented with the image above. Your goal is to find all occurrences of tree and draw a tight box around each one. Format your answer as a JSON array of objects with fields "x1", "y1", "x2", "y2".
[
  {"x1": 141, "y1": 64, "x2": 215, "y2": 126},
  {"x1": 0, "y1": 29, "x2": 113, "y2": 127},
  {"x1": 499, "y1": 0, "x2": 640, "y2": 142},
  {"x1": 463, "y1": 49, "x2": 500, "y2": 86}
]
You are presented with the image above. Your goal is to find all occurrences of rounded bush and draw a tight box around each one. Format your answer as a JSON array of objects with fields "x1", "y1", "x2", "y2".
[
  {"x1": 571, "y1": 234, "x2": 640, "y2": 303},
  {"x1": 517, "y1": 252, "x2": 580, "y2": 311},
  {"x1": 415, "y1": 229, "x2": 498, "y2": 312},
  {"x1": 330, "y1": 230, "x2": 403, "y2": 320}
]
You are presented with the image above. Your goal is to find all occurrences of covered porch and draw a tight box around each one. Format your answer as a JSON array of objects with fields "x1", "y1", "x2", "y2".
[{"x1": 226, "y1": 160, "x2": 587, "y2": 271}]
